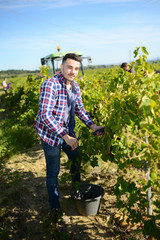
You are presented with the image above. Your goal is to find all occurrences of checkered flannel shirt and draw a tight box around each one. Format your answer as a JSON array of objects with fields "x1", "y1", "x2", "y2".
[{"x1": 34, "y1": 72, "x2": 94, "y2": 146}]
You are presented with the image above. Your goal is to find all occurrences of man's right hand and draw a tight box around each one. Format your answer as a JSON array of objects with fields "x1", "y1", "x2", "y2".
[{"x1": 62, "y1": 134, "x2": 79, "y2": 150}]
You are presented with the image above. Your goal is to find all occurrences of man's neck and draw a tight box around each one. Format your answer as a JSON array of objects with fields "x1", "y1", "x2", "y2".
[{"x1": 66, "y1": 80, "x2": 72, "y2": 90}]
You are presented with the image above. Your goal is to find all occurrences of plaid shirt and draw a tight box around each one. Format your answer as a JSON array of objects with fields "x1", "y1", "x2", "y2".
[{"x1": 34, "y1": 72, "x2": 94, "y2": 146}]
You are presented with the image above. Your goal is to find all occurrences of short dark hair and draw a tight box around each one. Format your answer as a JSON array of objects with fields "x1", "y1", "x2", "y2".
[
  {"x1": 62, "y1": 53, "x2": 82, "y2": 64},
  {"x1": 121, "y1": 62, "x2": 128, "y2": 68}
]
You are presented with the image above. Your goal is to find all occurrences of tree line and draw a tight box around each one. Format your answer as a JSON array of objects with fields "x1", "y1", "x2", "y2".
[{"x1": 0, "y1": 69, "x2": 40, "y2": 77}]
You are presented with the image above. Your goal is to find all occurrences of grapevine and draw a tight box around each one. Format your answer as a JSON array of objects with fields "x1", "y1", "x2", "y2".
[{"x1": 1, "y1": 47, "x2": 160, "y2": 239}]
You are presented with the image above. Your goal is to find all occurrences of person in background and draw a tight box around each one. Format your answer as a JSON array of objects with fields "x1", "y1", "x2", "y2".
[
  {"x1": 2, "y1": 78, "x2": 8, "y2": 94},
  {"x1": 121, "y1": 62, "x2": 136, "y2": 74},
  {"x1": 34, "y1": 53, "x2": 104, "y2": 221},
  {"x1": 7, "y1": 81, "x2": 13, "y2": 90}
]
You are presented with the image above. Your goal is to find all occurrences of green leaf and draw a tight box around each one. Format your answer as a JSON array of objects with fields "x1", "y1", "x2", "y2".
[
  {"x1": 140, "y1": 96, "x2": 151, "y2": 107},
  {"x1": 139, "y1": 55, "x2": 143, "y2": 63},
  {"x1": 141, "y1": 46, "x2": 149, "y2": 55},
  {"x1": 142, "y1": 54, "x2": 147, "y2": 60},
  {"x1": 151, "y1": 95, "x2": 159, "y2": 101},
  {"x1": 150, "y1": 99, "x2": 156, "y2": 108},
  {"x1": 91, "y1": 157, "x2": 99, "y2": 167},
  {"x1": 123, "y1": 114, "x2": 131, "y2": 125},
  {"x1": 133, "y1": 47, "x2": 140, "y2": 58},
  {"x1": 151, "y1": 170, "x2": 157, "y2": 180},
  {"x1": 114, "y1": 99, "x2": 121, "y2": 110},
  {"x1": 132, "y1": 159, "x2": 143, "y2": 168}
]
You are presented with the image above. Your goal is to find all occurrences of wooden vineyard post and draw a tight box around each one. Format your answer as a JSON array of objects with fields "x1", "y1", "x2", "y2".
[{"x1": 145, "y1": 135, "x2": 152, "y2": 216}]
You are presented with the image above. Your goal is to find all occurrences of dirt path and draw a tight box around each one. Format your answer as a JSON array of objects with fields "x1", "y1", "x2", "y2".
[{"x1": 0, "y1": 143, "x2": 145, "y2": 240}]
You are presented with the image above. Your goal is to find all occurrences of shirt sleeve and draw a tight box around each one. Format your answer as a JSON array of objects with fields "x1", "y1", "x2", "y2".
[{"x1": 39, "y1": 79, "x2": 67, "y2": 138}]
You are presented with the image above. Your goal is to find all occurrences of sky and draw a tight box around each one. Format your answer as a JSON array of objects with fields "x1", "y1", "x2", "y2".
[{"x1": 0, "y1": 0, "x2": 160, "y2": 70}]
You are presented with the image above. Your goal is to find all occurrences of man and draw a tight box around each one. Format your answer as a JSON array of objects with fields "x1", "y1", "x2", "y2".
[
  {"x1": 121, "y1": 62, "x2": 136, "y2": 74},
  {"x1": 2, "y1": 78, "x2": 8, "y2": 94},
  {"x1": 34, "y1": 53, "x2": 103, "y2": 217}
]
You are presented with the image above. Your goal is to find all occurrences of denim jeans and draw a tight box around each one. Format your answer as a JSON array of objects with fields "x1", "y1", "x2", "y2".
[{"x1": 41, "y1": 139, "x2": 81, "y2": 211}]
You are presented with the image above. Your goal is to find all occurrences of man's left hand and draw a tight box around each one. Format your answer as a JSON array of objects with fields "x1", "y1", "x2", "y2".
[{"x1": 90, "y1": 124, "x2": 104, "y2": 136}]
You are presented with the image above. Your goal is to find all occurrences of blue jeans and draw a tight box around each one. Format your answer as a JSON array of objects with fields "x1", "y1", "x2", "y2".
[{"x1": 41, "y1": 139, "x2": 81, "y2": 211}]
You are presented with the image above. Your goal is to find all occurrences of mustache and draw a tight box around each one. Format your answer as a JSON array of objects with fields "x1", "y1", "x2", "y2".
[{"x1": 68, "y1": 74, "x2": 75, "y2": 76}]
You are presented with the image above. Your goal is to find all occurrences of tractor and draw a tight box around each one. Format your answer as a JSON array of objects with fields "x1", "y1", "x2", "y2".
[{"x1": 41, "y1": 46, "x2": 92, "y2": 76}]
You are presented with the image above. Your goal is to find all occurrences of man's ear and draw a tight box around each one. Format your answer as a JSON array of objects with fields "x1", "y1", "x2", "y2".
[{"x1": 60, "y1": 64, "x2": 63, "y2": 72}]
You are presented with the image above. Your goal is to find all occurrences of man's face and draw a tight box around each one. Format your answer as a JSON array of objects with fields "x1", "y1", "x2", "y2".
[
  {"x1": 61, "y1": 58, "x2": 80, "y2": 83},
  {"x1": 123, "y1": 65, "x2": 129, "y2": 71}
]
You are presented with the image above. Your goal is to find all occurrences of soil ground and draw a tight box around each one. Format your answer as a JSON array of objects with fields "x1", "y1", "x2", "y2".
[{"x1": 0, "y1": 142, "x2": 147, "y2": 240}]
